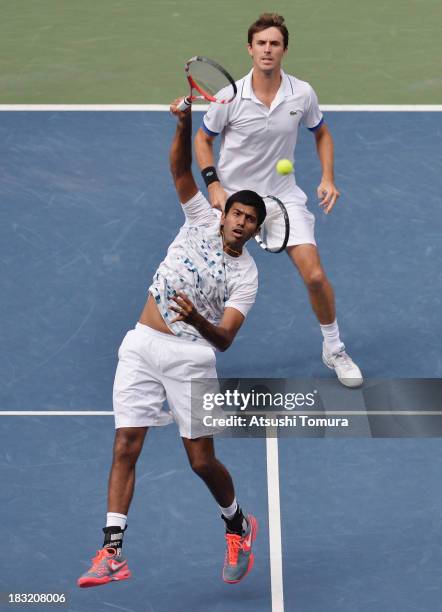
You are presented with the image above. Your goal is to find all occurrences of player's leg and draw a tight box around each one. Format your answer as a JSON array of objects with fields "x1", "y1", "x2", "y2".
[
  {"x1": 78, "y1": 324, "x2": 173, "y2": 587},
  {"x1": 182, "y1": 436, "x2": 237, "y2": 510},
  {"x1": 104, "y1": 425, "x2": 149, "y2": 551},
  {"x1": 77, "y1": 427, "x2": 147, "y2": 588},
  {"x1": 107, "y1": 426, "x2": 148, "y2": 515},
  {"x1": 287, "y1": 243, "x2": 363, "y2": 387},
  {"x1": 182, "y1": 436, "x2": 258, "y2": 583},
  {"x1": 286, "y1": 243, "x2": 335, "y2": 324},
  {"x1": 166, "y1": 338, "x2": 257, "y2": 582}
]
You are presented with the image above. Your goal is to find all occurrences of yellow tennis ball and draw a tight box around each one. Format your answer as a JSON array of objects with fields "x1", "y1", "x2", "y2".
[{"x1": 276, "y1": 159, "x2": 294, "y2": 175}]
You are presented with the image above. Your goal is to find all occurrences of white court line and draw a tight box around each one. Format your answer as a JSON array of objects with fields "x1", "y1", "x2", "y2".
[
  {"x1": 266, "y1": 435, "x2": 285, "y2": 612},
  {"x1": 0, "y1": 104, "x2": 441, "y2": 112}
]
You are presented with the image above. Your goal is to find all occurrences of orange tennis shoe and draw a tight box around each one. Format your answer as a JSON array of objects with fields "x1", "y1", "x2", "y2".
[
  {"x1": 77, "y1": 547, "x2": 131, "y2": 588},
  {"x1": 223, "y1": 514, "x2": 258, "y2": 583}
]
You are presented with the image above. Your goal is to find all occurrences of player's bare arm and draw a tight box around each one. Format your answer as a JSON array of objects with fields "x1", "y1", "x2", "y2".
[
  {"x1": 139, "y1": 100, "x2": 200, "y2": 334},
  {"x1": 169, "y1": 98, "x2": 198, "y2": 203},
  {"x1": 314, "y1": 123, "x2": 341, "y2": 214},
  {"x1": 170, "y1": 292, "x2": 244, "y2": 352},
  {"x1": 194, "y1": 128, "x2": 228, "y2": 211}
]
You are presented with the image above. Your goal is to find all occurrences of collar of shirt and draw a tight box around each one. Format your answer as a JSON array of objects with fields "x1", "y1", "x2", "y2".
[{"x1": 241, "y1": 68, "x2": 294, "y2": 112}]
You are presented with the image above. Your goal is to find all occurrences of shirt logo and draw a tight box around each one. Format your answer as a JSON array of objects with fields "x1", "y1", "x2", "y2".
[{"x1": 290, "y1": 110, "x2": 298, "y2": 116}]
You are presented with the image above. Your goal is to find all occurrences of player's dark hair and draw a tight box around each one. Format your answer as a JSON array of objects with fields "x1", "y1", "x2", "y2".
[
  {"x1": 248, "y1": 13, "x2": 289, "y2": 49},
  {"x1": 225, "y1": 190, "x2": 267, "y2": 228}
]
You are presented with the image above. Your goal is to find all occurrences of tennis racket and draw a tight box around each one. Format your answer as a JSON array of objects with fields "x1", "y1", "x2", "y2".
[
  {"x1": 177, "y1": 56, "x2": 237, "y2": 111},
  {"x1": 255, "y1": 195, "x2": 290, "y2": 253}
]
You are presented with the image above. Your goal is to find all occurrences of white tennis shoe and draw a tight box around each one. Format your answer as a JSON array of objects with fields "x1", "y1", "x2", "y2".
[{"x1": 322, "y1": 344, "x2": 363, "y2": 388}]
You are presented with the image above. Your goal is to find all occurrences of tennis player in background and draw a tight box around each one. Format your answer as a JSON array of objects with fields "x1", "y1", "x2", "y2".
[
  {"x1": 195, "y1": 13, "x2": 363, "y2": 387},
  {"x1": 77, "y1": 99, "x2": 266, "y2": 587}
]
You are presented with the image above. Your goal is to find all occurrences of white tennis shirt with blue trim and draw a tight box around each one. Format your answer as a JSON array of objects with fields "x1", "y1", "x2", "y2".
[{"x1": 202, "y1": 69, "x2": 323, "y2": 204}]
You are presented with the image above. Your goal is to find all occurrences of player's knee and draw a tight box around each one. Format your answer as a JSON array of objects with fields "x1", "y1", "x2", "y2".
[
  {"x1": 189, "y1": 456, "x2": 214, "y2": 478},
  {"x1": 113, "y1": 431, "x2": 144, "y2": 464},
  {"x1": 305, "y1": 268, "x2": 326, "y2": 291}
]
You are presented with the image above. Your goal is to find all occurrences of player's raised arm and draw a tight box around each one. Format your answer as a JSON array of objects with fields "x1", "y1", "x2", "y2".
[{"x1": 169, "y1": 98, "x2": 198, "y2": 204}]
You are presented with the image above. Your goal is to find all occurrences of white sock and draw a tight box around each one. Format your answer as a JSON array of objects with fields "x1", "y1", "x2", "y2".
[
  {"x1": 219, "y1": 498, "x2": 238, "y2": 520},
  {"x1": 106, "y1": 512, "x2": 127, "y2": 530},
  {"x1": 320, "y1": 319, "x2": 344, "y2": 355}
]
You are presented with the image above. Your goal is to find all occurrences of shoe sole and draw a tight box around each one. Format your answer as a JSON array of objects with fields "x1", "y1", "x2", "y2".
[
  {"x1": 223, "y1": 515, "x2": 258, "y2": 584},
  {"x1": 322, "y1": 354, "x2": 363, "y2": 388},
  {"x1": 77, "y1": 567, "x2": 132, "y2": 588}
]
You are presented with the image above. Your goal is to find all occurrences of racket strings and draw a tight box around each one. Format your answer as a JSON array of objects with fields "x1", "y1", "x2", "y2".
[
  {"x1": 256, "y1": 196, "x2": 290, "y2": 253},
  {"x1": 188, "y1": 61, "x2": 235, "y2": 102}
]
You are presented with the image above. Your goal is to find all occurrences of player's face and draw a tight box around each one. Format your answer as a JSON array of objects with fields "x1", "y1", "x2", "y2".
[
  {"x1": 247, "y1": 27, "x2": 287, "y2": 73},
  {"x1": 221, "y1": 203, "x2": 259, "y2": 250}
]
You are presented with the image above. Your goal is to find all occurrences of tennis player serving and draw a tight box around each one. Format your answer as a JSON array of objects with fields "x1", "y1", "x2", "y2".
[
  {"x1": 195, "y1": 13, "x2": 363, "y2": 388},
  {"x1": 77, "y1": 97, "x2": 266, "y2": 588}
]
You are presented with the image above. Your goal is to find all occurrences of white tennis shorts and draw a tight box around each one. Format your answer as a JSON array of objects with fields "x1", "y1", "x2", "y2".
[
  {"x1": 264, "y1": 199, "x2": 316, "y2": 249},
  {"x1": 113, "y1": 323, "x2": 218, "y2": 439}
]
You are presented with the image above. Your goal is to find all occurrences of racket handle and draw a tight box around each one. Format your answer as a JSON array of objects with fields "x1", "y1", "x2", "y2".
[{"x1": 177, "y1": 97, "x2": 192, "y2": 111}]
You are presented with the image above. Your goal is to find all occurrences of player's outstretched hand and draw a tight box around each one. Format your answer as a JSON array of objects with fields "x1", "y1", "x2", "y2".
[
  {"x1": 169, "y1": 292, "x2": 199, "y2": 325},
  {"x1": 317, "y1": 179, "x2": 341, "y2": 214},
  {"x1": 208, "y1": 182, "x2": 228, "y2": 212},
  {"x1": 170, "y1": 98, "x2": 191, "y2": 119}
]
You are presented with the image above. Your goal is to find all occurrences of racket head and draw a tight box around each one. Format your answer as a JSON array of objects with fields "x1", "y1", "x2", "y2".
[
  {"x1": 255, "y1": 195, "x2": 290, "y2": 253},
  {"x1": 185, "y1": 56, "x2": 237, "y2": 104}
]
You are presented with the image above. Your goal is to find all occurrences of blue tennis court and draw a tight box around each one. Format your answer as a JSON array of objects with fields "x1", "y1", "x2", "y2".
[{"x1": 1, "y1": 110, "x2": 441, "y2": 611}]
